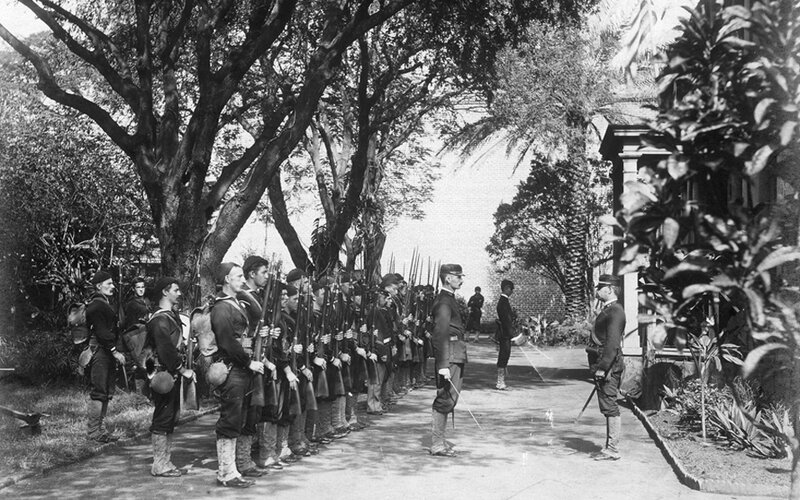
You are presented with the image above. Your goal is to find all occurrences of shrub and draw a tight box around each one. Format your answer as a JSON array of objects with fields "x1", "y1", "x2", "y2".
[
  {"x1": 0, "y1": 329, "x2": 78, "y2": 383},
  {"x1": 540, "y1": 318, "x2": 591, "y2": 346}
]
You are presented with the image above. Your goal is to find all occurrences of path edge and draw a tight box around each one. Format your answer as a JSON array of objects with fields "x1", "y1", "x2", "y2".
[
  {"x1": 0, "y1": 405, "x2": 220, "y2": 491},
  {"x1": 630, "y1": 400, "x2": 788, "y2": 498}
]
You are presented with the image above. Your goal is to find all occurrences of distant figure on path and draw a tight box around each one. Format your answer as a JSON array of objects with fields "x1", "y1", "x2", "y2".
[
  {"x1": 466, "y1": 286, "x2": 484, "y2": 342},
  {"x1": 495, "y1": 279, "x2": 515, "y2": 390},
  {"x1": 429, "y1": 263, "x2": 467, "y2": 457},
  {"x1": 587, "y1": 274, "x2": 626, "y2": 461}
]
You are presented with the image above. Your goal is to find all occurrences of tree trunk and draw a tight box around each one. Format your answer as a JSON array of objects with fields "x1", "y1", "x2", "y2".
[
  {"x1": 562, "y1": 157, "x2": 590, "y2": 321},
  {"x1": 268, "y1": 174, "x2": 313, "y2": 272}
]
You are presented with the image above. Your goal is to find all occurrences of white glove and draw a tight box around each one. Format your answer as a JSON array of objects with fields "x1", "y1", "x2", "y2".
[
  {"x1": 313, "y1": 356, "x2": 326, "y2": 369},
  {"x1": 308, "y1": 343, "x2": 316, "y2": 353},
  {"x1": 335, "y1": 332, "x2": 344, "y2": 341},
  {"x1": 180, "y1": 368, "x2": 196, "y2": 382},
  {"x1": 356, "y1": 347, "x2": 367, "y2": 358},
  {"x1": 264, "y1": 360, "x2": 276, "y2": 372},
  {"x1": 339, "y1": 353, "x2": 351, "y2": 363},
  {"x1": 360, "y1": 324, "x2": 367, "y2": 333},
  {"x1": 345, "y1": 329, "x2": 354, "y2": 339},
  {"x1": 270, "y1": 327, "x2": 281, "y2": 339},
  {"x1": 292, "y1": 344, "x2": 303, "y2": 354},
  {"x1": 302, "y1": 367, "x2": 313, "y2": 380},
  {"x1": 249, "y1": 360, "x2": 265, "y2": 374},
  {"x1": 415, "y1": 338, "x2": 424, "y2": 345},
  {"x1": 332, "y1": 358, "x2": 342, "y2": 369},
  {"x1": 369, "y1": 353, "x2": 378, "y2": 362},
  {"x1": 285, "y1": 368, "x2": 299, "y2": 387},
  {"x1": 391, "y1": 346, "x2": 397, "y2": 356},
  {"x1": 322, "y1": 334, "x2": 331, "y2": 344},
  {"x1": 112, "y1": 351, "x2": 126, "y2": 365},
  {"x1": 258, "y1": 326, "x2": 270, "y2": 338},
  {"x1": 438, "y1": 368, "x2": 451, "y2": 380}
]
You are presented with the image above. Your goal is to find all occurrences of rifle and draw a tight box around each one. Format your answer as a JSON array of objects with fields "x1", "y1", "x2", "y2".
[
  {"x1": 182, "y1": 311, "x2": 199, "y2": 410},
  {"x1": 313, "y1": 286, "x2": 330, "y2": 399},
  {"x1": 326, "y1": 284, "x2": 345, "y2": 396},
  {"x1": 299, "y1": 288, "x2": 318, "y2": 411},
  {"x1": 250, "y1": 271, "x2": 274, "y2": 408}
]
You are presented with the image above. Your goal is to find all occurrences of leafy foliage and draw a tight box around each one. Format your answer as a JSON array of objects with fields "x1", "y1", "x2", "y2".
[
  {"x1": 618, "y1": 1, "x2": 800, "y2": 489},
  {"x1": 487, "y1": 154, "x2": 611, "y2": 295},
  {"x1": 0, "y1": 63, "x2": 155, "y2": 329}
]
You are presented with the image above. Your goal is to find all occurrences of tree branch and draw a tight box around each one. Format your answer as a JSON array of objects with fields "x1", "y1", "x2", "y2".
[
  {"x1": 0, "y1": 22, "x2": 137, "y2": 156},
  {"x1": 18, "y1": 0, "x2": 141, "y2": 111}
]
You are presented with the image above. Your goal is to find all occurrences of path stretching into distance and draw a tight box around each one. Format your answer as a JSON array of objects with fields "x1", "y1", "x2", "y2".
[{"x1": 1, "y1": 343, "x2": 778, "y2": 500}]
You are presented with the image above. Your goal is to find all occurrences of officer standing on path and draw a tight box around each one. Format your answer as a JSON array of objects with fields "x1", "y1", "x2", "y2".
[
  {"x1": 429, "y1": 263, "x2": 467, "y2": 457},
  {"x1": 587, "y1": 274, "x2": 626, "y2": 461},
  {"x1": 495, "y1": 279, "x2": 515, "y2": 390}
]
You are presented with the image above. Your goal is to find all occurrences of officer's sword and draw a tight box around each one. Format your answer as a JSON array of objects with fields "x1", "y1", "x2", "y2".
[
  {"x1": 447, "y1": 380, "x2": 483, "y2": 431},
  {"x1": 515, "y1": 343, "x2": 547, "y2": 382},
  {"x1": 574, "y1": 385, "x2": 597, "y2": 423}
]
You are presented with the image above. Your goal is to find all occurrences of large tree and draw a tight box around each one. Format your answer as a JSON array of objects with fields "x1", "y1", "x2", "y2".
[
  {"x1": 0, "y1": 0, "x2": 592, "y2": 293},
  {"x1": 452, "y1": 20, "x2": 614, "y2": 319},
  {"x1": 488, "y1": 155, "x2": 610, "y2": 299}
]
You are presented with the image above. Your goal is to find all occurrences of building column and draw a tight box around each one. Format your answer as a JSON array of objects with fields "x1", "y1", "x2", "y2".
[{"x1": 620, "y1": 154, "x2": 641, "y2": 356}]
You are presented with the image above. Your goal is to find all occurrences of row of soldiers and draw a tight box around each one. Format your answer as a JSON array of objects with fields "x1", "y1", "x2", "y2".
[{"x1": 81, "y1": 256, "x2": 443, "y2": 487}]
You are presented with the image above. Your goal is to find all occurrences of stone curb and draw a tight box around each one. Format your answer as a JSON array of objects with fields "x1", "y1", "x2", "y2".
[
  {"x1": 0, "y1": 405, "x2": 220, "y2": 491},
  {"x1": 631, "y1": 401, "x2": 788, "y2": 498}
]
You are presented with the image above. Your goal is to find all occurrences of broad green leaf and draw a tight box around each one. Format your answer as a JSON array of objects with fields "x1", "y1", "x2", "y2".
[
  {"x1": 664, "y1": 261, "x2": 709, "y2": 280},
  {"x1": 710, "y1": 274, "x2": 738, "y2": 287},
  {"x1": 662, "y1": 217, "x2": 680, "y2": 249},
  {"x1": 779, "y1": 121, "x2": 797, "y2": 146},
  {"x1": 753, "y1": 98, "x2": 775, "y2": 125},
  {"x1": 682, "y1": 284, "x2": 721, "y2": 298},
  {"x1": 744, "y1": 144, "x2": 775, "y2": 176},
  {"x1": 756, "y1": 247, "x2": 800, "y2": 272},
  {"x1": 741, "y1": 343, "x2": 788, "y2": 379}
]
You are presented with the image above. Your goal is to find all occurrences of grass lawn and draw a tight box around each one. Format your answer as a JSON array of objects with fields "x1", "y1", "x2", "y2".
[{"x1": 0, "y1": 379, "x2": 210, "y2": 479}]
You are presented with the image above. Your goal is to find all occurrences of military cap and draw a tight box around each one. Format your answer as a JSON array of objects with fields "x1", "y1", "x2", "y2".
[
  {"x1": 214, "y1": 262, "x2": 239, "y2": 285},
  {"x1": 394, "y1": 273, "x2": 405, "y2": 282},
  {"x1": 90, "y1": 270, "x2": 113, "y2": 285},
  {"x1": 131, "y1": 276, "x2": 146, "y2": 286},
  {"x1": 439, "y1": 263, "x2": 464, "y2": 276},
  {"x1": 152, "y1": 276, "x2": 180, "y2": 300},
  {"x1": 242, "y1": 255, "x2": 269, "y2": 276},
  {"x1": 311, "y1": 280, "x2": 326, "y2": 292},
  {"x1": 380, "y1": 273, "x2": 400, "y2": 288},
  {"x1": 597, "y1": 274, "x2": 621, "y2": 287},
  {"x1": 286, "y1": 268, "x2": 306, "y2": 283},
  {"x1": 284, "y1": 284, "x2": 299, "y2": 297}
]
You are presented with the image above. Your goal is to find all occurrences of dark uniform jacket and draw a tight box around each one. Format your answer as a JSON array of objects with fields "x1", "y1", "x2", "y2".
[
  {"x1": 210, "y1": 292, "x2": 260, "y2": 369},
  {"x1": 367, "y1": 303, "x2": 393, "y2": 359},
  {"x1": 148, "y1": 309, "x2": 183, "y2": 374},
  {"x1": 590, "y1": 301, "x2": 625, "y2": 372},
  {"x1": 123, "y1": 297, "x2": 151, "y2": 330},
  {"x1": 496, "y1": 294, "x2": 514, "y2": 340},
  {"x1": 468, "y1": 293, "x2": 484, "y2": 316},
  {"x1": 431, "y1": 289, "x2": 467, "y2": 371},
  {"x1": 86, "y1": 293, "x2": 118, "y2": 351}
]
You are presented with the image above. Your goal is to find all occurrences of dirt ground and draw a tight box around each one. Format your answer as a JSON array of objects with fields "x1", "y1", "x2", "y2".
[
  {"x1": 649, "y1": 410, "x2": 791, "y2": 491},
  {"x1": 0, "y1": 343, "x2": 782, "y2": 500}
]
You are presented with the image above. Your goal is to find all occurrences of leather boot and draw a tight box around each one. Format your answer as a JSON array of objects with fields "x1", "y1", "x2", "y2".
[
  {"x1": 495, "y1": 368, "x2": 507, "y2": 390},
  {"x1": 151, "y1": 433, "x2": 181, "y2": 476},
  {"x1": 236, "y1": 435, "x2": 263, "y2": 477},
  {"x1": 430, "y1": 409, "x2": 454, "y2": 456},
  {"x1": 217, "y1": 438, "x2": 253, "y2": 487}
]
